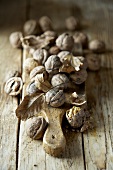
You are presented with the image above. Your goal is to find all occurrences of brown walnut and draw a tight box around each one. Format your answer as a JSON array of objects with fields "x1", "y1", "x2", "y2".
[{"x1": 9, "y1": 31, "x2": 23, "y2": 48}]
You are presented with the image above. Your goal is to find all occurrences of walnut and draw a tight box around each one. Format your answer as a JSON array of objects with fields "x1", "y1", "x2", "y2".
[
  {"x1": 39, "y1": 16, "x2": 53, "y2": 32},
  {"x1": 30, "y1": 66, "x2": 45, "y2": 80},
  {"x1": 71, "y1": 42, "x2": 83, "y2": 56},
  {"x1": 89, "y1": 39, "x2": 105, "y2": 53},
  {"x1": 35, "y1": 72, "x2": 51, "y2": 92},
  {"x1": 65, "y1": 16, "x2": 80, "y2": 31},
  {"x1": 26, "y1": 81, "x2": 39, "y2": 95},
  {"x1": 51, "y1": 73, "x2": 70, "y2": 89},
  {"x1": 66, "y1": 106, "x2": 89, "y2": 128},
  {"x1": 86, "y1": 53, "x2": 101, "y2": 71},
  {"x1": 76, "y1": 56, "x2": 88, "y2": 70},
  {"x1": 23, "y1": 19, "x2": 41, "y2": 35},
  {"x1": 9, "y1": 31, "x2": 23, "y2": 48},
  {"x1": 70, "y1": 69, "x2": 87, "y2": 84},
  {"x1": 58, "y1": 51, "x2": 70, "y2": 63},
  {"x1": 33, "y1": 49, "x2": 48, "y2": 65},
  {"x1": 56, "y1": 33, "x2": 74, "y2": 51},
  {"x1": 40, "y1": 30, "x2": 57, "y2": 44},
  {"x1": 49, "y1": 46, "x2": 60, "y2": 55},
  {"x1": 26, "y1": 116, "x2": 48, "y2": 140},
  {"x1": 45, "y1": 88, "x2": 65, "y2": 107},
  {"x1": 4, "y1": 77, "x2": 23, "y2": 96},
  {"x1": 23, "y1": 58, "x2": 39, "y2": 73},
  {"x1": 45, "y1": 55, "x2": 62, "y2": 74},
  {"x1": 73, "y1": 32, "x2": 88, "y2": 48}
]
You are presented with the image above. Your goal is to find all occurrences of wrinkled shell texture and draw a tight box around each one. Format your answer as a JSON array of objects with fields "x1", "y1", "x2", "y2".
[
  {"x1": 56, "y1": 33, "x2": 74, "y2": 51},
  {"x1": 33, "y1": 48, "x2": 48, "y2": 65},
  {"x1": 45, "y1": 55, "x2": 62, "y2": 74},
  {"x1": 26, "y1": 116, "x2": 48, "y2": 139},
  {"x1": 26, "y1": 81, "x2": 39, "y2": 95},
  {"x1": 51, "y1": 73, "x2": 70, "y2": 89},
  {"x1": 58, "y1": 51, "x2": 70, "y2": 63},
  {"x1": 45, "y1": 88, "x2": 65, "y2": 107},
  {"x1": 24, "y1": 58, "x2": 39, "y2": 73},
  {"x1": 49, "y1": 46, "x2": 60, "y2": 55},
  {"x1": 30, "y1": 66, "x2": 45, "y2": 79},
  {"x1": 4, "y1": 77, "x2": 23, "y2": 96},
  {"x1": 9, "y1": 31, "x2": 22, "y2": 48}
]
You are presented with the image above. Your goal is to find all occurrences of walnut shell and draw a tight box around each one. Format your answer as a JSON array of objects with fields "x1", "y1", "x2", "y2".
[
  {"x1": 35, "y1": 73, "x2": 51, "y2": 92},
  {"x1": 4, "y1": 77, "x2": 23, "y2": 96},
  {"x1": 26, "y1": 81, "x2": 39, "y2": 95},
  {"x1": 51, "y1": 73, "x2": 70, "y2": 89},
  {"x1": 45, "y1": 55, "x2": 62, "y2": 74},
  {"x1": 56, "y1": 33, "x2": 74, "y2": 51},
  {"x1": 9, "y1": 31, "x2": 22, "y2": 48},
  {"x1": 70, "y1": 69, "x2": 87, "y2": 84},
  {"x1": 39, "y1": 16, "x2": 53, "y2": 32},
  {"x1": 49, "y1": 46, "x2": 60, "y2": 55},
  {"x1": 30, "y1": 66, "x2": 45, "y2": 79},
  {"x1": 23, "y1": 58, "x2": 39, "y2": 73},
  {"x1": 23, "y1": 19, "x2": 41, "y2": 35},
  {"x1": 58, "y1": 51, "x2": 70, "y2": 63},
  {"x1": 73, "y1": 32, "x2": 88, "y2": 48},
  {"x1": 33, "y1": 49, "x2": 48, "y2": 65},
  {"x1": 26, "y1": 116, "x2": 48, "y2": 140},
  {"x1": 45, "y1": 88, "x2": 65, "y2": 107},
  {"x1": 89, "y1": 39, "x2": 105, "y2": 53},
  {"x1": 86, "y1": 53, "x2": 101, "y2": 71},
  {"x1": 66, "y1": 106, "x2": 87, "y2": 128},
  {"x1": 65, "y1": 16, "x2": 80, "y2": 31}
]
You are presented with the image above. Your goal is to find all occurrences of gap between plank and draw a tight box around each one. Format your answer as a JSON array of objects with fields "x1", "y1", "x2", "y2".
[{"x1": 82, "y1": 133, "x2": 86, "y2": 170}]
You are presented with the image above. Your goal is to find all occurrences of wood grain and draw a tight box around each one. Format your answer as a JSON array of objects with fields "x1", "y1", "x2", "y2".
[{"x1": 0, "y1": 0, "x2": 26, "y2": 169}]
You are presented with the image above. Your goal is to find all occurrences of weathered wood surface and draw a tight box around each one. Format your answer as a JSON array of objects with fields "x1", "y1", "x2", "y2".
[
  {"x1": 0, "y1": 0, "x2": 26, "y2": 169},
  {"x1": 1, "y1": 0, "x2": 113, "y2": 170}
]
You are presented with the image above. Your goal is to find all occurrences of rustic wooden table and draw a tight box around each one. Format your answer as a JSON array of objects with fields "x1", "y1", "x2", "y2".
[{"x1": 0, "y1": 0, "x2": 113, "y2": 169}]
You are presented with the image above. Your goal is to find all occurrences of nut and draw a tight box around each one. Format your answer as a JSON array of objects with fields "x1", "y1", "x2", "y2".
[
  {"x1": 23, "y1": 58, "x2": 39, "y2": 73},
  {"x1": 33, "y1": 49, "x2": 48, "y2": 65},
  {"x1": 89, "y1": 39, "x2": 105, "y2": 53},
  {"x1": 30, "y1": 66, "x2": 45, "y2": 80},
  {"x1": 65, "y1": 16, "x2": 80, "y2": 31},
  {"x1": 49, "y1": 46, "x2": 60, "y2": 55},
  {"x1": 51, "y1": 73, "x2": 70, "y2": 89},
  {"x1": 73, "y1": 32, "x2": 88, "y2": 48},
  {"x1": 23, "y1": 19, "x2": 41, "y2": 35},
  {"x1": 45, "y1": 88, "x2": 65, "y2": 107},
  {"x1": 26, "y1": 116, "x2": 48, "y2": 140},
  {"x1": 58, "y1": 51, "x2": 70, "y2": 63},
  {"x1": 39, "y1": 16, "x2": 53, "y2": 32},
  {"x1": 66, "y1": 106, "x2": 87, "y2": 128},
  {"x1": 86, "y1": 53, "x2": 101, "y2": 71},
  {"x1": 70, "y1": 69, "x2": 87, "y2": 84},
  {"x1": 76, "y1": 56, "x2": 88, "y2": 70},
  {"x1": 71, "y1": 42, "x2": 83, "y2": 56},
  {"x1": 45, "y1": 55, "x2": 62, "y2": 74},
  {"x1": 35, "y1": 73, "x2": 51, "y2": 92},
  {"x1": 9, "y1": 32, "x2": 22, "y2": 48},
  {"x1": 4, "y1": 77, "x2": 23, "y2": 96},
  {"x1": 26, "y1": 81, "x2": 39, "y2": 95},
  {"x1": 56, "y1": 33, "x2": 74, "y2": 51}
]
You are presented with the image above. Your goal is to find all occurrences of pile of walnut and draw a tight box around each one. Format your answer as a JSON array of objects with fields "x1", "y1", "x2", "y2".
[{"x1": 5, "y1": 16, "x2": 106, "y2": 139}]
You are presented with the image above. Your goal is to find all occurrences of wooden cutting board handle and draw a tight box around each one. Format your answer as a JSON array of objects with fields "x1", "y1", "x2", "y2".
[{"x1": 43, "y1": 106, "x2": 66, "y2": 157}]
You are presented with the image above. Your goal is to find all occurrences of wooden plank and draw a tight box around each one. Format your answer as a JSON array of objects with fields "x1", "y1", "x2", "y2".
[
  {"x1": 73, "y1": 0, "x2": 113, "y2": 169},
  {"x1": 0, "y1": 0, "x2": 26, "y2": 169},
  {"x1": 18, "y1": 0, "x2": 85, "y2": 169}
]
